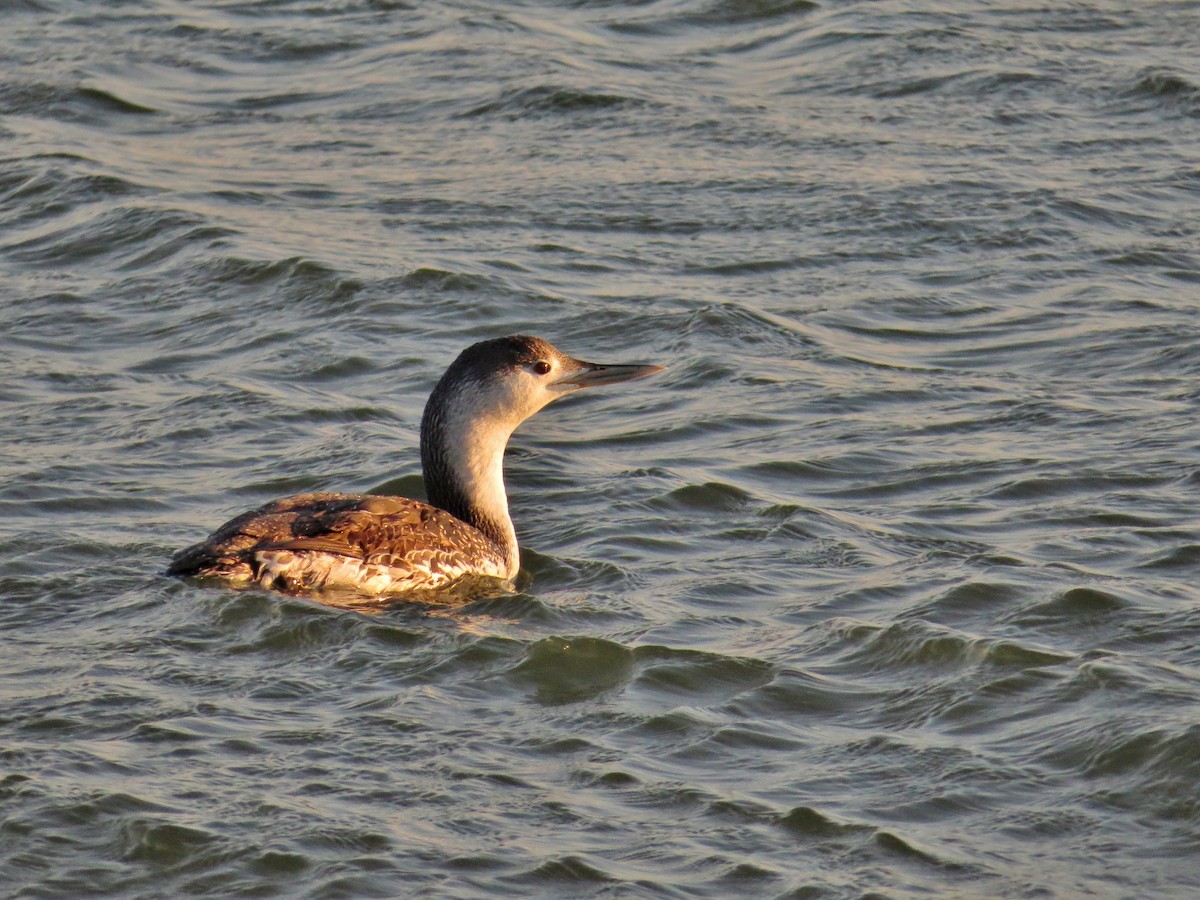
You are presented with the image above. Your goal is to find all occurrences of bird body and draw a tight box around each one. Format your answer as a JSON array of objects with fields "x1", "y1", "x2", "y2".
[
  {"x1": 167, "y1": 336, "x2": 662, "y2": 599},
  {"x1": 166, "y1": 492, "x2": 510, "y2": 596}
]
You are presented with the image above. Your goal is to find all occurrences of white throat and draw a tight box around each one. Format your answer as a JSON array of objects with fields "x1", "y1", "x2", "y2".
[
  {"x1": 421, "y1": 376, "x2": 543, "y2": 577},
  {"x1": 439, "y1": 404, "x2": 519, "y2": 572}
]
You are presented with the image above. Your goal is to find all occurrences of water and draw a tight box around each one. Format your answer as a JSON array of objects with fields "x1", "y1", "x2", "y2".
[{"x1": 3, "y1": 0, "x2": 1200, "y2": 896}]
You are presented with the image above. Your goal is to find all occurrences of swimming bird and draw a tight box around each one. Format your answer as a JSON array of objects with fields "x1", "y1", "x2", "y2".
[{"x1": 167, "y1": 335, "x2": 663, "y2": 599}]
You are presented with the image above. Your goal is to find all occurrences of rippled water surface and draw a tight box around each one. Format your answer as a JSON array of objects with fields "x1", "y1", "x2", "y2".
[{"x1": 4, "y1": 0, "x2": 1200, "y2": 896}]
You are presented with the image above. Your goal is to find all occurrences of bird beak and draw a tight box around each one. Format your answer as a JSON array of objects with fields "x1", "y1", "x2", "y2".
[{"x1": 553, "y1": 359, "x2": 665, "y2": 389}]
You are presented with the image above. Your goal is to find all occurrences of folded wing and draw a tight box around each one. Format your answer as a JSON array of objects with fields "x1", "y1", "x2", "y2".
[{"x1": 167, "y1": 492, "x2": 509, "y2": 596}]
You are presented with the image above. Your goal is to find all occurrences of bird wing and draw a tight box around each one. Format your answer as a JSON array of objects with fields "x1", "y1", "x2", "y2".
[
  {"x1": 252, "y1": 494, "x2": 498, "y2": 565},
  {"x1": 168, "y1": 492, "x2": 505, "y2": 585}
]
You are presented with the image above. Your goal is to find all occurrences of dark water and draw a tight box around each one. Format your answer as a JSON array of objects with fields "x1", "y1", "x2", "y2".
[{"x1": 3, "y1": 0, "x2": 1200, "y2": 896}]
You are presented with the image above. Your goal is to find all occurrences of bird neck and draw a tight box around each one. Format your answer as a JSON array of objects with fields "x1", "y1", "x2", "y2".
[{"x1": 420, "y1": 387, "x2": 520, "y2": 575}]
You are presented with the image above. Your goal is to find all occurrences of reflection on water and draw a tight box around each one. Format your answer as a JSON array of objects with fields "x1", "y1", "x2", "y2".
[{"x1": 3, "y1": 0, "x2": 1200, "y2": 896}]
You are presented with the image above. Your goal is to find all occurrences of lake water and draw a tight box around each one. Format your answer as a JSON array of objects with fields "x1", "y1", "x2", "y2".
[{"x1": 3, "y1": 0, "x2": 1200, "y2": 896}]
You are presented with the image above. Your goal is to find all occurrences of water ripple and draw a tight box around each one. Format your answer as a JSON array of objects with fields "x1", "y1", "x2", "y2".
[{"x1": 3, "y1": 0, "x2": 1200, "y2": 896}]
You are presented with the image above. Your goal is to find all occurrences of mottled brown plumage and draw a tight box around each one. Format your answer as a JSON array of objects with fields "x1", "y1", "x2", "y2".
[{"x1": 167, "y1": 492, "x2": 509, "y2": 595}]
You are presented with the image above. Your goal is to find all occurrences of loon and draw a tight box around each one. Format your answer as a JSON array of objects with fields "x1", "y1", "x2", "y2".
[{"x1": 167, "y1": 335, "x2": 663, "y2": 599}]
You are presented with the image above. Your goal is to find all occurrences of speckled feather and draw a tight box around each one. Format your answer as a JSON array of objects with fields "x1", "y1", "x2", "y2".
[{"x1": 167, "y1": 492, "x2": 510, "y2": 595}]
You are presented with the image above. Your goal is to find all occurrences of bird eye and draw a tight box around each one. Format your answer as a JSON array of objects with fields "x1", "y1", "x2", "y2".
[{"x1": 532, "y1": 360, "x2": 552, "y2": 375}]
